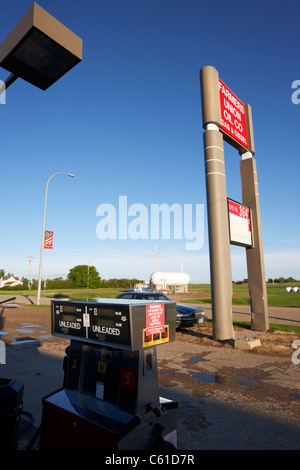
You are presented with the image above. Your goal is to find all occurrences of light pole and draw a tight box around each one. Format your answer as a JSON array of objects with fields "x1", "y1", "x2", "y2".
[
  {"x1": 0, "y1": 3, "x2": 82, "y2": 91},
  {"x1": 0, "y1": 3, "x2": 81, "y2": 306},
  {"x1": 36, "y1": 172, "x2": 74, "y2": 305},
  {"x1": 27, "y1": 256, "x2": 34, "y2": 289}
]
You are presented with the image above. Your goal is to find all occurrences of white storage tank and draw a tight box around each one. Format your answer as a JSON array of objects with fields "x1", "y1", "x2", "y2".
[{"x1": 150, "y1": 272, "x2": 190, "y2": 292}]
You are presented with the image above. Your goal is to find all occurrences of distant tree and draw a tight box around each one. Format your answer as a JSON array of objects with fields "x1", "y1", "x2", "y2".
[
  {"x1": 21, "y1": 277, "x2": 29, "y2": 289},
  {"x1": 101, "y1": 278, "x2": 143, "y2": 288},
  {"x1": 285, "y1": 277, "x2": 297, "y2": 283},
  {"x1": 68, "y1": 265, "x2": 101, "y2": 288},
  {"x1": 46, "y1": 278, "x2": 73, "y2": 289}
]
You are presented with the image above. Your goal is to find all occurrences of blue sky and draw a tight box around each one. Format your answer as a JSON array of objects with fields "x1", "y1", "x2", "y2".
[{"x1": 0, "y1": 0, "x2": 299, "y2": 284}]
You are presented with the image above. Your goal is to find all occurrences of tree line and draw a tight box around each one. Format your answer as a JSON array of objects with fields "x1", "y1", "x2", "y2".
[
  {"x1": 267, "y1": 276, "x2": 299, "y2": 284},
  {"x1": 235, "y1": 276, "x2": 299, "y2": 284},
  {"x1": 0, "y1": 265, "x2": 143, "y2": 290}
]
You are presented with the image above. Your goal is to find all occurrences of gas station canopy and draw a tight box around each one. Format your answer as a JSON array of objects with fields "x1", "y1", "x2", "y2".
[{"x1": 0, "y1": 3, "x2": 82, "y2": 90}]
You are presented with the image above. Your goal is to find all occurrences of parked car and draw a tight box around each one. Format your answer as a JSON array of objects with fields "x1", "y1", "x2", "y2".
[{"x1": 115, "y1": 291, "x2": 207, "y2": 328}]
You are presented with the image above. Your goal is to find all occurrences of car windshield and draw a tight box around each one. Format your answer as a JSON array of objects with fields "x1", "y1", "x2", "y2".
[
  {"x1": 118, "y1": 292, "x2": 170, "y2": 300},
  {"x1": 143, "y1": 293, "x2": 169, "y2": 300}
]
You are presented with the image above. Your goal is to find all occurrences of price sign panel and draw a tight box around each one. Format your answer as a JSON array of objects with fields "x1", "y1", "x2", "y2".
[{"x1": 228, "y1": 199, "x2": 252, "y2": 247}]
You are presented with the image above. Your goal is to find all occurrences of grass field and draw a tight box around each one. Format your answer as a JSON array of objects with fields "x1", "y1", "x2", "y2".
[
  {"x1": 188, "y1": 283, "x2": 300, "y2": 308},
  {"x1": 1, "y1": 283, "x2": 299, "y2": 307}
]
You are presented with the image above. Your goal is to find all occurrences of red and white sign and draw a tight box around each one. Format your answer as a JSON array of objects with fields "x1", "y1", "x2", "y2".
[
  {"x1": 228, "y1": 199, "x2": 252, "y2": 247},
  {"x1": 219, "y1": 79, "x2": 248, "y2": 150},
  {"x1": 44, "y1": 231, "x2": 53, "y2": 249},
  {"x1": 146, "y1": 303, "x2": 165, "y2": 336}
]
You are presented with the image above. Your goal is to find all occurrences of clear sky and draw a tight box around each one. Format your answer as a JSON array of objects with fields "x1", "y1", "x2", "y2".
[{"x1": 0, "y1": 0, "x2": 299, "y2": 284}]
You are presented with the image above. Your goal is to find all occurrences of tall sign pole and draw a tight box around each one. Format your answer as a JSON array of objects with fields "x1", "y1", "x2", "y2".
[
  {"x1": 238, "y1": 104, "x2": 269, "y2": 330},
  {"x1": 200, "y1": 66, "x2": 269, "y2": 338},
  {"x1": 200, "y1": 66, "x2": 234, "y2": 341},
  {"x1": 240, "y1": 154, "x2": 269, "y2": 328}
]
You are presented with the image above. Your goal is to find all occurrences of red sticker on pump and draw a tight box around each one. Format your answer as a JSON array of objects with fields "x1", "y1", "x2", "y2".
[{"x1": 146, "y1": 303, "x2": 165, "y2": 336}]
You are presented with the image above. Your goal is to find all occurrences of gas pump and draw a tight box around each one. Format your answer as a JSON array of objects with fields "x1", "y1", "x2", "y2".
[{"x1": 39, "y1": 298, "x2": 178, "y2": 450}]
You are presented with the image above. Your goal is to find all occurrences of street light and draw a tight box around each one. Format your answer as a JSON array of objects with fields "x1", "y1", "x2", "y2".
[
  {"x1": 0, "y1": 4, "x2": 81, "y2": 304},
  {"x1": 27, "y1": 256, "x2": 34, "y2": 289},
  {"x1": 0, "y1": 3, "x2": 82, "y2": 91},
  {"x1": 37, "y1": 172, "x2": 74, "y2": 305}
]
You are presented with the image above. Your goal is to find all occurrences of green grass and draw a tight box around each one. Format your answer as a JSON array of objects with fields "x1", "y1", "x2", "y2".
[
  {"x1": 206, "y1": 318, "x2": 300, "y2": 334},
  {"x1": 189, "y1": 284, "x2": 211, "y2": 292},
  {"x1": 0, "y1": 287, "x2": 120, "y2": 297},
  {"x1": 266, "y1": 285, "x2": 300, "y2": 307},
  {"x1": 50, "y1": 292, "x2": 117, "y2": 300},
  {"x1": 1, "y1": 283, "x2": 299, "y2": 308},
  {"x1": 187, "y1": 283, "x2": 300, "y2": 308}
]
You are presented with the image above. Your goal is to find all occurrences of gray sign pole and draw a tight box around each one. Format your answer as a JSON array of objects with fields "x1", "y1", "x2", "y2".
[
  {"x1": 200, "y1": 66, "x2": 235, "y2": 341},
  {"x1": 239, "y1": 106, "x2": 269, "y2": 331},
  {"x1": 240, "y1": 160, "x2": 269, "y2": 329}
]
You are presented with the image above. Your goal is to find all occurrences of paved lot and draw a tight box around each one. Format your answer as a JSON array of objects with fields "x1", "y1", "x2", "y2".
[{"x1": 0, "y1": 299, "x2": 300, "y2": 451}]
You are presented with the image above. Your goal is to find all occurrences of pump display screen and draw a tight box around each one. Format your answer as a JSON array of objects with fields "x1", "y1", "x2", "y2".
[
  {"x1": 89, "y1": 307, "x2": 130, "y2": 344},
  {"x1": 52, "y1": 301, "x2": 130, "y2": 347},
  {"x1": 51, "y1": 298, "x2": 176, "y2": 350}
]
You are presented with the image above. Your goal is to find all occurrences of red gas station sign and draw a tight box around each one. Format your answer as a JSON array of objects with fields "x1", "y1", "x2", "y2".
[{"x1": 219, "y1": 79, "x2": 248, "y2": 150}]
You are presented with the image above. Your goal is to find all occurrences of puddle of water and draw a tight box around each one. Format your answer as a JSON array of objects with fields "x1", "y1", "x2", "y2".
[
  {"x1": 190, "y1": 373, "x2": 232, "y2": 385},
  {"x1": 188, "y1": 371, "x2": 258, "y2": 389},
  {"x1": 21, "y1": 324, "x2": 42, "y2": 328},
  {"x1": 10, "y1": 339, "x2": 39, "y2": 345},
  {"x1": 237, "y1": 381, "x2": 255, "y2": 390},
  {"x1": 14, "y1": 329, "x2": 35, "y2": 334},
  {"x1": 290, "y1": 393, "x2": 300, "y2": 400},
  {"x1": 189, "y1": 372, "x2": 216, "y2": 383},
  {"x1": 189, "y1": 357, "x2": 204, "y2": 363},
  {"x1": 1, "y1": 303, "x2": 19, "y2": 307},
  {"x1": 235, "y1": 373, "x2": 256, "y2": 390},
  {"x1": 236, "y1": 373, "x2": 256, "y2": 382}
]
